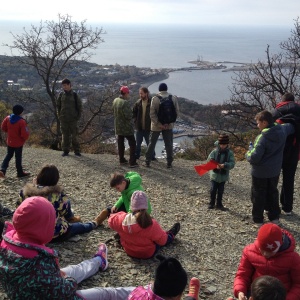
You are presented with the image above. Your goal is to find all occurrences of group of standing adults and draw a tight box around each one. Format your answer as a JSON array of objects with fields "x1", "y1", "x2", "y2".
[{"x1": 112, "y1": 83, "x2": 179, "y2": 168}]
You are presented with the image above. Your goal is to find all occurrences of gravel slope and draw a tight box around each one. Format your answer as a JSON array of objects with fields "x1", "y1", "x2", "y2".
[{"x1": 1, "y1": 146, "x2": 300, "y2": 300}]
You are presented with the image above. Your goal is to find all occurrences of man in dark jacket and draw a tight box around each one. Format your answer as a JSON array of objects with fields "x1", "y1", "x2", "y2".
[
  {"x1": 132, "y1": 87, "x2": 155, "y2": 160},
  {"x1": 57, "y1": 78, "x2": 82, "y2": 157},
  {"x1": 271, "y1": 92, "x2": 300, "y2": 215}
]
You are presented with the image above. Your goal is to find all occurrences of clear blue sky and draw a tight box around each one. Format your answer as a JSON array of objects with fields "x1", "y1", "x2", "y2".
[{"x1": 1, "y1": 0, "x2": 299, "y2": 27}]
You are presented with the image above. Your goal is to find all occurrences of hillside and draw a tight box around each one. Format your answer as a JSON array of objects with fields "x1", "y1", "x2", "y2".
[{"x1": 1, "y1": 146, "x2": 300, "y2": 299}]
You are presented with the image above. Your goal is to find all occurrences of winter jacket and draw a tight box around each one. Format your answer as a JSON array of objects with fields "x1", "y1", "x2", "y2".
[
  {"x1": 233, "y1": 229, "x2": 300, "y2": 300},
  {"x1": 19, "y1": 184, "x2": 71, "y2": 239},
  {"x1": 0, "y1": 197, "x2": 83, "y2": 299},
  {"x1": 133, "y1": 97, "x2": 152, "y2": 131},
  {"x1": 114, "y1": 172, "x2": 152, "y2": 213},
  {"x1": 208, "y1": 146, "x2": 235, "y2": 183},
  {"x1": 113, "y1": 96, "x2": 134, "y2": 136},
  {"x1": 128, "y1": 284, "x2": 164, "y2": 300},
  {"x1": 245, "y1": 123, "x2": 294, "y2": 178},
  {"x1": 272, "y1": 100, "x2": 300, "y2": 164},
  {"x1": 1, "y1": 114, "x2": 29, "y2": 147},
  {"x1": 57, "y1": 90, "x2": 82, "y2": 123},
  {"x1": 150, "y1": 92, "x2": 179, "y2": 131},
  {"x1": 108, "y1": 211, "x2": 168, "y2": 259}
]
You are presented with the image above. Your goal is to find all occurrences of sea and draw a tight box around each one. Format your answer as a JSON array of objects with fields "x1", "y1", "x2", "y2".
[{"x1": 0, "y1": 21, "x2": 292, "y2": 154}]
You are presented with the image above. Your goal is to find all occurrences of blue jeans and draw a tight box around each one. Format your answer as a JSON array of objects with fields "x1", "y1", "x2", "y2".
[
  {"x1": 1, "y1": 146, "x2": 23, "y2": 176},
  {"x1": 135, "y1": 130, "x2": 155, "y2": 159},
  {"x1": 67, "y1": 222, "x2": 95, "y2": 238}
]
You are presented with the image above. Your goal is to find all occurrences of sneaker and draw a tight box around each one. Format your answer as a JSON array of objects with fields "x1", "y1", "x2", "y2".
[
  {"x1": 120, "y1": 158, "x2": 128, "y2": 165},
  {"x1": 187, "y1": 277, "x2": 200, "y2": 300},
  {"x1": 168, "y1": 222, "x2": 180, "y2": 237},
  {"x1": 74, "y1": 152, "x2": 81, "y2": 157},
  {"x1": 129, "y1": 162, "x2": 139, "y2": 168},
  {"x1": 216, "y1": 205, "x2": 228, "y2": 211},
  {"x1": 67, "y1": 215, "x2": 82, "y2": 223},
  {"x1": 167, "y1": 163, "x2": 172, "y2": 168},
  {"x1": 283, "y1": 211, "x2": 293, "y2": 216},
  {"x1": 94, "y1": 209, "x2": 109, "y2": 227},
  {"x1": 17, "y1": 172, "x2": 31, "y2": 178},
  {"x1": 271, "y1": 219, "x2": 280, "y2": 225},
  {"x1": 114, "y1": 233, "x2": 120, "y2": 241},
  {"x1": 252, "y1": 221, "x2": 264, "y2": 228},
  {"x1": 143, "y1": 161, "x2": 150, "y2": 167},
  {"x1": 0, "y1": 207, "x2": 14, "y2": 217},
  {"x1": 0, "y1": 171, "x2": 5, "y2": 179},
  {"x1": 208, "y1": 204, "x2": 215, "y2": 209},
  {"x1": 62, "y1": 151, "x2": 69, "y2": 157},
  {"x1": 94, "y1": 243, "x2": 108, "y2": 271}
]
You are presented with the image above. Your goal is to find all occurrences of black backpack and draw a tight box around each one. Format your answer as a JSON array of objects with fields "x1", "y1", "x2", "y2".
[{"x1": 157, "y1": 95, "x2": 177, "y2": 125}]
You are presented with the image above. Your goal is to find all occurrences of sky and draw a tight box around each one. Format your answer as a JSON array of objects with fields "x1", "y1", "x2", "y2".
[{"x1": 0, "y1": 0, "x2": 299, "y2": 27}]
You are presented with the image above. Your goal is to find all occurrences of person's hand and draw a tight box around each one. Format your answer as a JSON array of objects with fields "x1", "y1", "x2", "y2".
[
  {"x1": 60, "y1": 270, "x2": 67, "y2": 278},
  {"x1": 218, "y1": 163, "x2": 225, "y2": 169},
  {"x1": 111, "y1": 206, "x2": 118, "y2": 213},
  {"x1": 238, "y1": 292, "x2": 247, "y2": 300}
]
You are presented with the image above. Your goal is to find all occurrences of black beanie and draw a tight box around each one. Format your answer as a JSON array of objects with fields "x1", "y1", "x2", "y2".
[
  {"x1": 218, "y1": 134, "x2": 229, "y2": 145},
  {"x1": 158, "y1": 83, "x2": 168, "y2": 92},
  {"x1": 13, "y1": 105, "x2": 24, "y2": 116},
  {"x1": 153, "y1": 255, "x2": 187, "y2": 297}
]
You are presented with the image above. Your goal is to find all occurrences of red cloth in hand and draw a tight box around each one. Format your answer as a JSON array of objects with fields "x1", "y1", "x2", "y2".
[{"x1": 194, "y1": 160, "x2": 218, "y2": 176}]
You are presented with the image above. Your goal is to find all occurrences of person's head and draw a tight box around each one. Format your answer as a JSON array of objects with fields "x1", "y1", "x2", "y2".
[
  {"x1": 36, "y1": 164, "x2": 60, "y2": 186},
  {"x1": 218, "y1": 134, "x2": 229, "y2": 150},
  {"x1": 281, "y1": 92, "x2": 294, "y2": 102},
  {"x1": 130, "y1": 191, "x2": 152, "y2": 228},
  {"x1": 250, "y1": 275, "x2": 286, "y2": 300},
  {"x1": 12, "y1": 104, "x2": 24, "y2": 116},
  {"x1": 153, "y1": 254, "x2": 188, "y2": 300},
  {"x1": 61, "y1": 78, "x2": 72, "y2": 92},
  {"x1": 139, "y1": 87, "x2": 149, "y2": 101},
  {"x1": 13, "y1": 196, "x2": 56, "y2": 245},
  {"x1": 158, "y1": 83, "x2": 168, "y2": 92},
  {"x1": 255, "y1": 110, "x2": 273, "y2": 131},
  {"x1": 257, "y1": 223, "x2": 283, "y2": 259},
  {"x1": 110, "y1": 172, "x2": 127, "y2": 192},
  {"x1": 120, "y1": 86, "x2": 130, "y2": 99}
]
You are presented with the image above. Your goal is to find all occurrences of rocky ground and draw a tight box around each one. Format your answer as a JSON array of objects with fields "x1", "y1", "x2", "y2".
[{"x1": 1, "y1": 146, "x2": 300, "y2": 300}]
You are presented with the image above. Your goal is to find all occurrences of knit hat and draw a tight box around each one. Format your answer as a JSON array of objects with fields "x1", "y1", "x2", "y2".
[
  {"x1": 257, "y1": 223, "x2": 283, "y2": 253},
  {"x1": 13, "y1": 105, "x2": 24, "y2": 115},
  {"x1": 153, "y1": 254, "x2": 188, "y2": 297},
  {"x1": 158, "y1": 83, "x2": 168, "y2": 92},
  {"x1": 120, "y1": 86, "x2": 130, "y2": 94},
  {"x1": 130, "y1": 191, "x2": 148, "y2": 211},
  {"x1": 218, "y1": 134, "x2": 229, "y2": 145}
]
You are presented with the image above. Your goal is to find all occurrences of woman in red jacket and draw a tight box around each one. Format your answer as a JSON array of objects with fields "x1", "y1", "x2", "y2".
[
  {"x1": 233, "y1": 223, "x2": 300, "y2": 300},
  {"x1": 108, "y1": 191, "x2": 180, "y2": 259}
]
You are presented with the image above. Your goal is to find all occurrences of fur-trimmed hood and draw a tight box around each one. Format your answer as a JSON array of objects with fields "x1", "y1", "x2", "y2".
[{"x1": 22, "y1": 184, "x2": 63, "y2": 197}]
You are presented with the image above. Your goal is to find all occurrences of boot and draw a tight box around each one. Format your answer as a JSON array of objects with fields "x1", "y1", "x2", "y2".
[
  {"x1": 94, "y1": 209, "x2": 109, "y2": 227},
  {"x1": 167, "y1": 222, "x2": 180, "y2": 237},
  {"x1": 67, "y1": 215, "x2": 82, "y2": 223}
]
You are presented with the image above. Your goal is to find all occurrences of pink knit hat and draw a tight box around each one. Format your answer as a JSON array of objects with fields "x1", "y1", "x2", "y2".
[
  {"x1": 130, "y1": 191, "x2": 148, "y2": 211},
  {"x1": 257, "y1": 223, "x2": 283, "y2": 253}
]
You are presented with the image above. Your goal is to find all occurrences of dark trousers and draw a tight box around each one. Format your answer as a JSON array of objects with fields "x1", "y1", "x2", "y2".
[
  {"x1": 251, "y1": 175, "x2": 280, "y2": 223},
  {"x1": 210, "y1": 180, "x2": 225, "y2": 206},
  {"x1": 135, "y1": 130, "x2": 155, "y2": 159},
  {"x1": 280, "y1": 160, "x2": 298, "y2": 212},
  {"x1": 1, "y1": 146, "x2": 23, "y2": 176},
  {"x1": 60, "y1": 121, "x2": 80, "y2": 153},
  {"x1": 117, "y1": 135, "x2": 136, "y2": 165},
  {"x1": 146, "y1": 130, "x2": 173, "y2": 164}
]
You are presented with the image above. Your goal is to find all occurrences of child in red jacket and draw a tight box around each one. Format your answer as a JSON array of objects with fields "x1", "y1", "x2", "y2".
[
  {"x1": 233, "y1": 223, "x2": 300, "y2": 300},
  {"x1": 0, "y1": 105, "x2": 30, "y2": 178},
  {"x1": 108, "y1": 191, "x2": 180, "y2": 259}
]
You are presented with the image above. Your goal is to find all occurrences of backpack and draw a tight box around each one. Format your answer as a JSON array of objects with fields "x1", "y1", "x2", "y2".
[{"x1": 157, "y1": 95, "x2": 177, "y2": 125}]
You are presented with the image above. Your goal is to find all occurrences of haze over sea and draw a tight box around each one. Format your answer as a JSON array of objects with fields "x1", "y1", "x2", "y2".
[{"x1": 0, "y1": 21, "x2": 292, "y2": 104}]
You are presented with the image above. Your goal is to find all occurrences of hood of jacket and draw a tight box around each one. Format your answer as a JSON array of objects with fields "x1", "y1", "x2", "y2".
[
  {"x1": 22, "y1": 183, "x2": 63, "y2": 197},
  {"x1": 9, "y1": 114, "x2": 23, "y2": 124},
  {"x1": 13, "y1": 196, "x2": 56, "y2": 245},
  {"x1": 121, "y1": 213, "x2": 143, "y2": 234}
]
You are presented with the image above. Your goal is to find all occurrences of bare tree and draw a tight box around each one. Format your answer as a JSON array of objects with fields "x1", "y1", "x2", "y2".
[{"x1": 4, "y1": 14, "x2": 111, "y2": 149}]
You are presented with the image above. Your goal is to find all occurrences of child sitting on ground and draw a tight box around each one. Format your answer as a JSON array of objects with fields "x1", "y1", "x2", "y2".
[
  {"x1": 108, "y1": 190, "x2": 180, "y2": 259},
  {"x1": 129, "y1": 254, "x2": 200, "y2": 300},
  {"x1": 0, "y1": 196, "x2": 111, "y2": 299},
  {"x1": 207, "y1": 134, "x2": 235, "y2": 210},
  {"x1": 232, "y1": 223, "x2": 300, "y2": 300},
  {"x1": 94, "y1": 171, "x2": 152, "y2": 226},
  {"x1": 18, "y1": 164, "x2": 101, "y2": 242}
]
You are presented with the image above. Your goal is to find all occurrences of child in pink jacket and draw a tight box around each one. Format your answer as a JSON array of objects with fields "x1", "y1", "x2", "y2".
[{"x1": 108, "y1": 191, "x2": 180, "y2": 259}]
